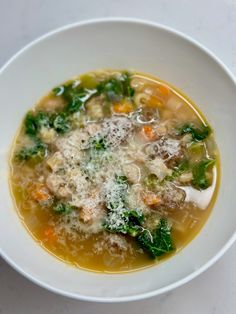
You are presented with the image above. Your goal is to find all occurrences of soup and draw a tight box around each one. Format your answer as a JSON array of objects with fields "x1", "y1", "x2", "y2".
[{"x1": 10, "y1": 70, "x2": 219, "y2": 273}]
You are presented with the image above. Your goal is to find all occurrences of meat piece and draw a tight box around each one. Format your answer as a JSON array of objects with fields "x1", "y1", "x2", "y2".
[
  {"x1": 66, "y1": 167, "x2": 89, "y2": 194},
  {"x1": 101, "y1": 116, "x2": 133, "y2": 147},
  {"x1": 79, "y1": 204, "x2": 105, "y2": 224},
  {"x1": 70, "y1": 188, "x2": 102, "y2": 224},
  {"x1": 46, "y1": 173, "x2": 71, "y2": 198},
  {"x1": 29, "y1": 182, "x2": 52, "y2": 205},
  {"x1": 126, "y1": 184, "x2": 151, "y2": 215},
  {"x1": 145, "y1": 137, "x2": 181, "y2": 161},
  {"x1": 54, "y1": 130, "x2": 89, "y2": 162},
  {"x1": 161, "y1": 183, "x2": 186, "y2": 208}
]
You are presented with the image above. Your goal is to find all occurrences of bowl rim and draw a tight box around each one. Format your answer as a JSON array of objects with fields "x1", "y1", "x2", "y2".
[{"x1": 0, "y1": 17, "x2": 236, "y2": 303}]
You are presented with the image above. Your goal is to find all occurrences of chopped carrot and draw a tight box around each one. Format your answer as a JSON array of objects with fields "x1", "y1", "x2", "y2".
[
  {"x1": 142, "y1": 191, "x2": 162, "y2": 206},
  {"x1": 159, "y1": 85, "x2": 169, "y2": 97},
  {"x1": 141, "y1": 125, "x2": 156, "y2": 140},
  {"x1": 44, "y1": 226, "x2": 57, "y2": 242},
  {"x1": 146, "y1": 95, "x2": 164, "y2": 108},
  {"x1": 113, "y1": 101, "x2": 133, "y2": 114},
  {"x1": 30, "y1": 183, "x2": 51, "y2": 203}
]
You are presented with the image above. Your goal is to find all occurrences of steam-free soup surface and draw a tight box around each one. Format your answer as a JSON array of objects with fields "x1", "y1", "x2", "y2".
[{"x1": 10, "y1": 70, "x2": 219, "y2": 272}]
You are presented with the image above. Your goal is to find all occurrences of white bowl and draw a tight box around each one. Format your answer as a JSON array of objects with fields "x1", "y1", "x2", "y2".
[{"x1": 0, "y1": 18, "x2": 236, "y2": 302}]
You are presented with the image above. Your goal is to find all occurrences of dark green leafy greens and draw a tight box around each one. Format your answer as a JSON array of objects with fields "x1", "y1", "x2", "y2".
[
  {"x1": 103, "y1": 175, "x2": 144, "y2": 236},
  {"x1": 137, "y1": 218, "x2": 174, "y2": 258},
  {"x1": 97, "y1": 72, "x2": 135, "y2": 102},
  {"x1": 25, "y1": 110, "x2": 70, "y2": 136},
  {"x1": 122, "y1": 210, "x2": 144, "y2": 237},
  {"x1": 179, "y1": 123, "x2": 211, "y2": 142},
  {"x1": 165, "y1": 160, "x2": 190, "y2": 182},
  {"x1": 16, "y1": 139, "x2": 46, "y2": 161},
  {"x1": 17, "y1": 72, "x2": 136, "y2": 162},
  {"x1": 115, "y1": 174, "x2": 128, "y2": 184},
  {"x1": 18, "y1": 109, "x2": 70, "y2": 161},
  {"x1": 52, "y1": 86, "x2": 64, "y2": 96},
  {"x1": 25, "y1": 112, "x2": 50, "y2": 137},
  {"x1": 192, "y1": 158, "x2": 215, "y2": 190},
  {"x1": 104, "y1": 208, "x2": 144, "y2": 237},
  {"x1": 53, "y1": 202, "x2": 74, "y2": 215},
  {"x1": 62, "y1": 84, "x2": 86, "y2": 114},
  {"x1": 51, "y1": 112, "x2": 70, "y2": 134},
  {"x1": 103, "y1": 176, "x2": 174, "y2": 256},
  {"x1": 16, "y1": 112, "x2": 50, "y2": 161},
  {"x1": 164, "y1": 157, "x2": 215, "y2": 190},
  {"x1": 53, "y1": 83, "x2": 96, "y2": 115}
]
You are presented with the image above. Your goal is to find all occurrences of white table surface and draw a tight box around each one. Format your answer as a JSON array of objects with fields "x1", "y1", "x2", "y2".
[{"x1": 0, "y1": 0, "x2": 236, "y2": 313}]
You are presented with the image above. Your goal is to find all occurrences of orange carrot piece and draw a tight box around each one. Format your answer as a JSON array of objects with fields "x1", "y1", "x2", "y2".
[
  {"x1": 113, "y1": 101, "x2": 133, "y2": 114},
  {"x1": 146, "y1": 95, "x2": 164, "y2": 108},
  {"x1": 142, "y1": 125, "x2": 156, "y2": 140},
  {"x1": 30, "y1": 183, "x2": 51, "y2": 203},
  {"x1": 159, "y1": 85, "x2": 169, "y2": 97},
  {"x1": 142, "y1": 191, "x2": 162, "y2": 206}
]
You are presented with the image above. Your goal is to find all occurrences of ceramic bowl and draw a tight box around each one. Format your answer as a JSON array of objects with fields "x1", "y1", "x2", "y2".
[{"x1": 0, "y1": 18, "x2": 236, "y2": 302}]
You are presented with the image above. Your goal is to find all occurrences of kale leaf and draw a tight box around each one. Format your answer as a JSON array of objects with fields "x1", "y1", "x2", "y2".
[
  {"x1": 115, "y1": 175, "x2": 128, "y2": 184},
  {"x1": 53, "y1": 202, "x2": 74, "y2": 215},
  {"x1": 18, "y1": 112, "x2": 49, "y2": 161},
  {"x1": 192, "y1": 158, "x2": 215, "y2": 190},
  {"x1": 104, "y1": 209, "x2": 144, "y2": 237},
  {"x1": 123, "y1": 210, "x2": 144, "y2": 237},
  {"x1": 165, "y1": 159, "x2": 190, "y2": 182},
  {"x1": 51, "y1": 112, "x2": 70, "y2": 134},
  {"x1": 24, "y1": 110, "x2": 71, "y2": 137},
  {"x1": 103, "y1": 175, "x2": 144, "y2": 236},
  {"x1": 97, "y1": 72, "x2": 134, "y2": 102},
  {"x1": 137, "y1": 218, "x2": 174, "y2": 258},
  {"x1": 24, "y1": 112, "x2": 38, "y2": 137},
  {"x1": 63, "y1": 84, "x2": 86, "y2": 114},
  {"x1": 179, "y1": 123, "x2": 211, "y2": 142},
  {"x1": 53, "y1": 83, "x2": 93, "y2": 115},
  {"x1": 16, "y1": 139, "x2": 46, "y2": 161},
  {"x1": 25, "y1": 111, "x2": 50, "y2": 137}
]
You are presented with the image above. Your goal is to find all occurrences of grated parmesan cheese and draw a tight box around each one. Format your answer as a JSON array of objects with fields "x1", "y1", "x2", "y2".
[
  {"x1": 100, "y1": 115, "x2": 133, "y2": 148},
  {"x1": 145, "y1": 137, "x2": 181, "y2": 161},
  {"x1": 54, "y1": 130, "x2": 89, "y2": 163}
]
